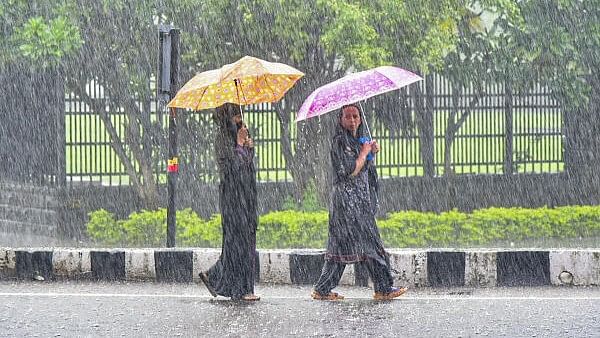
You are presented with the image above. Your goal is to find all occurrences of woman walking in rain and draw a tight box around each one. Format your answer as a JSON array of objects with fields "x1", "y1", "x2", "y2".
[
  {"x1": 312, "y1": 104, "x2": 407, "y2": 301},
  {"x1": 198, "y1": 103, "x2": 260, "y2": 301}
]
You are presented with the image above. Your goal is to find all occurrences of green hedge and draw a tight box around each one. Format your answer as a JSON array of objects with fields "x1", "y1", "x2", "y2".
[
  {"x1": 377, "y1": 207, "x2": 600, "y2": 247},
  {"x1": 86, "y1": 206, "x2": 600, "y2": 248}
]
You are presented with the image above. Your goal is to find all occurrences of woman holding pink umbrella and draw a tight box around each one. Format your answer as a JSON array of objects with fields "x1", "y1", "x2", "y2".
[
  {"x1": 296, "y1": 66, "x2": 420, "y2": 300},
  {"x1": 311, "y1": 103, "x2": 407, "y2": 301}
]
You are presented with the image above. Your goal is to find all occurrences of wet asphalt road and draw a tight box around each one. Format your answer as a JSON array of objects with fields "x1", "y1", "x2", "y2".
[{"x1": 1, "y1": 281, "x2": 599, "y2": 337}]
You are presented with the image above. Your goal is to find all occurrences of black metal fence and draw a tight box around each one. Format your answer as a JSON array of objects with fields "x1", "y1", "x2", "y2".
[{"x1": 63, "y1": 74, "x2": 563, "y2": 186}]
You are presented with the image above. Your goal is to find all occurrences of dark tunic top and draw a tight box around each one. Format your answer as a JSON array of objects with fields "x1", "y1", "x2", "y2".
[
  {"x1": 207, "y1": 104, "x2": 257, "y2": 298},
  {"x1": 325, "y1": 125, "x2": 387, "y2": 265}
]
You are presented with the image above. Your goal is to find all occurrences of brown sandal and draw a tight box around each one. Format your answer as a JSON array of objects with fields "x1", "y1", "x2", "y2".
[
  {"x1": 311, "y1": 290, "x2": 345, "y2": 301},
  {"x1": 373, "y1": 287, "x2": 408, "y2": 300},
  {"x1": 240, "y1": 294, "x2": 261, "y2": 301}
]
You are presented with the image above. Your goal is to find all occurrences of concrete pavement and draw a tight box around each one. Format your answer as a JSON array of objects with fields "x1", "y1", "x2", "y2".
[{"x1": 1, "y1": 281, "x2": 600, "y2": 337}]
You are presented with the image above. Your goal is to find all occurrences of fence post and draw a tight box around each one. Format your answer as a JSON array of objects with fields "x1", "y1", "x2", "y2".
[{"x1": 504, "y1": 80, "x2": 514, "y2": 174}]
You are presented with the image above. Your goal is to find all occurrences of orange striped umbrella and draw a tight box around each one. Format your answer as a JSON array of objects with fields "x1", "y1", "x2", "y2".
[{"x1": 167, "y1": 56, "x2": 304, "y2": 110}]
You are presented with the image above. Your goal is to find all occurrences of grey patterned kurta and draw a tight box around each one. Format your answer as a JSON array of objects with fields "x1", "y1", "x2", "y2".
[{"x1": 325, "y1": 130, "x2": 387, "y2": 265}]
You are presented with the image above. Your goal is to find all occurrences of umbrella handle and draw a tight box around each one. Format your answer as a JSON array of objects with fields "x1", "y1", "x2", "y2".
[
  {"x1": 239, "y1": 104, "x2": 244, "y2": 122},
  {"x1": 358, "y1": 101, "x2": 372, "y2": 139},
  {"x1": 234, "y1": 78, "x2": 246, "y2": 121}
]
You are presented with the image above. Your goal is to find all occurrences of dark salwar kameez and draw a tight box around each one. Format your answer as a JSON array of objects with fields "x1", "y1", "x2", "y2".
[
  {"x1": 314, "y1": 124, "x2": 394, "y2": 294},
  {"x1": 205, "y1": 104, "x2": 257, "y2": 299}
]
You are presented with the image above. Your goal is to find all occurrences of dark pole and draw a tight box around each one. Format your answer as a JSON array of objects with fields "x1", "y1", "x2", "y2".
[
  {"x1": 166, "y1": 28, "x2": 180, "y2": 248},
  {"x1": 167, "y1": 106, "x2": 178, "y2": 247},
  {"x1": 159, "y1": 26, "x2": 180, "y2": 248}
]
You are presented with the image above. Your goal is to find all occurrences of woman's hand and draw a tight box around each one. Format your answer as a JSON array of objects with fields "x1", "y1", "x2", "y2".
[
  {"x1": 351, "y1": 142, "x2": 373, "y2": 177},
  {"x1": 245, "y1": 137, "x2": 254, "y2": 148},
  {"x1": 237, "y1": 126, "x2": 248, "y2": 146},
  {"x1": 371, "y1": 140, "x2": 380, "y2": 154},
  {"x1": 360, "y1": 141, "x2": 373, "y2": 159}
]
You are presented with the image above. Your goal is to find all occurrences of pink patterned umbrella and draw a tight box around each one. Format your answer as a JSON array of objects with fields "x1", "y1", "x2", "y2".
[{"x1": 296, "y1": 66, "x2": 422, "y2": 122}]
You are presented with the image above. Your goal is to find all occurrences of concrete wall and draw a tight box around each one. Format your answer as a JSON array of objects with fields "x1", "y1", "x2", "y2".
[{"x1": 0, "y1": 181, "x2": 60, "y2": 238}]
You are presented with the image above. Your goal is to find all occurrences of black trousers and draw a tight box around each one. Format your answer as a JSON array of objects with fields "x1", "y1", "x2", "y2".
[{"x1": 314, "y1": 258, "x2": 394, "y2": 294}]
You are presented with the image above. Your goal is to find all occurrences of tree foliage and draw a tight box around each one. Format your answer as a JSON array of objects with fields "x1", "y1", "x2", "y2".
[
  {"x1": 3, "y1": 0, "x2": 598, "y2": 205},
  {"x1": 0, "y1": 0, "x2": 82, "y2": 69},
  {"x1": 498, "y1": 0, "x2": 600, "y2": 172}
]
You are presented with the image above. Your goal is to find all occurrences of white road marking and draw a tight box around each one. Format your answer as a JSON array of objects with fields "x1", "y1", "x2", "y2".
[{"x1": 0, "y1": 292, "x2": 599, "y2": 301}]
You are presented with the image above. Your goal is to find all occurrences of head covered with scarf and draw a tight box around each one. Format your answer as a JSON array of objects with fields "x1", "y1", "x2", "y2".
[
  {"x1": 336, "y1": 103, "x2": 369, "y2": 150},
  {"x1": 334, "y1": 103, "x2": 379, "y2": 208},
  {"x1": 214, "y1": 103, "x2": 245, "y2": 146}
]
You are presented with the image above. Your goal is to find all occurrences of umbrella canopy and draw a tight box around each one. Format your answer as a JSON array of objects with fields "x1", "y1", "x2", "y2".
[
  {"x1": 296, "y1": 66, "x2": 422, "y2": 122},
  {"x1": 167, "y1": 56, "x2": 304, "y2": 111}
]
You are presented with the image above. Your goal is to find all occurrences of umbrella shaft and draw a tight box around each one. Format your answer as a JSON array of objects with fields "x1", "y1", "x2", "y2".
[{"x1": 358, "y1": 101, "x2": 372, "y2": 139}]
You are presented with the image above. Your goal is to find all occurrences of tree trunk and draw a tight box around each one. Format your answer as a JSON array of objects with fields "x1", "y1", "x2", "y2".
[
  {"x1": 443, "y1": 126, "x2": 456, "y2": 176},
  {"x1": 275, "y1": 67, "x2": 341, "y2": 206},
  {"x1": 274, "y1": 99, "x2": 302, "y2": 202},
  {"x1": 442, "y1": 86, "x2": 484, "y2": 176},
  {"x1": 70, "y1": 85, "x2": 160, "y2": 209},
  {"x1": 414, "y1": 83, "x2": 435, "y2": 177}
]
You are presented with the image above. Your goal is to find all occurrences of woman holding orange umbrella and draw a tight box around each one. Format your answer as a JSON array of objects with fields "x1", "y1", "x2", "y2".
[
  {"x1": 168, "y1": 56, "x2": 304, "y2": 301},
  {"x1": 198, "y1": 102, "x2": 259, "y2": 301}
]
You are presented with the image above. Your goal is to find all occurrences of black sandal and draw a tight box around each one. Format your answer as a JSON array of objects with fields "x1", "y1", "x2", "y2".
[{"x1": 198, "y1": 272, "x2": 218, "y2": 297}]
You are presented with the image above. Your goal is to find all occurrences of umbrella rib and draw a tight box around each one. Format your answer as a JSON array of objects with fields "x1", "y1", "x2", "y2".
[
  {"x1": 194, "y1": 86, "x2": 210, "y2": 111},
  {"x1": 261, "y1": 75, "x2": 279, "y2": 101}
]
